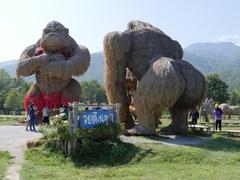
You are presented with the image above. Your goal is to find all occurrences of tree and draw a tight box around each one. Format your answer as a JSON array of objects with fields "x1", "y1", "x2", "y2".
[
  {"x1": 0, "y1": 69, "x2": 11, "y2": 109},
  {"x1": 228, "y1": 90, "x2": 240, "y2": 105},
  {"x1": 206, "y1": 74, "x2": 229, "y2": 103},
  {"x1": 14, "y1": 79, "x2": 32, "y2": 109},
  {"x1": 96, "y1": 88, "x2": 108, "y2": 104},
  {"x1": 0, "y1": 69, "x2": 32, "y2": 111},
  {"x1": 4, "y1": 90, "x2": 21, "y2": 111},
  {"x1": 81, "y1": 80, "x2": 107, "y2": 104}
]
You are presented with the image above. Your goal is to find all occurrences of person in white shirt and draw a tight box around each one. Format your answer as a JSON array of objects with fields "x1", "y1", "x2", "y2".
[{"x1": 42, "y1": 106, "x2": 50, "y2": 125}]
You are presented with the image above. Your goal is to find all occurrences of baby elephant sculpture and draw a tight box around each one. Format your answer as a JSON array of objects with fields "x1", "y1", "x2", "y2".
[
  {"x1": 16, "y1": 21, "x2": 90, "y2": 118},
  {"x1": 104, "y1": 20, "x2": 206, "y2": 134}
]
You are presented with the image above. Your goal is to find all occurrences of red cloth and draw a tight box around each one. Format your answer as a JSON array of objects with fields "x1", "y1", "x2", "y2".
[
  {"x1": 34, "y1": 46, "x2": 71, "y2": 59},
  {"x1": 24, "y1": 92, "x2": 79, "y2": 117},
  {"x1": 35, "y1": 47, "x2": 45, "y2": 56}
]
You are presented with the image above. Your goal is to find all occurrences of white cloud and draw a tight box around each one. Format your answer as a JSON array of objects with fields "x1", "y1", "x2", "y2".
[{"x1": 218, "y1": 35, "x2": 240, "y2": 46}]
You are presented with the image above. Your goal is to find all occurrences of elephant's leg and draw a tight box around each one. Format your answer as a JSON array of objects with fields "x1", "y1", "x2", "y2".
[
  {"x1": 161, "y1": 106, "x2": 188, "y2": 133},
  {"x1": 61, "y1": 78, "x2": 81, "y2": 106},
  {"x1": 228, "y1": 114, "x2": 231, "y2": 119},
  {"x1": 204, "y1": 114, "x2": 209, "y2": 122}
]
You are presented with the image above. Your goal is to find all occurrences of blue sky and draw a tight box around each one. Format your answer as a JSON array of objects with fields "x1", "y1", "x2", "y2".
[{"x1": 0, "y1": 0, "x2": 239, "y2": 61}]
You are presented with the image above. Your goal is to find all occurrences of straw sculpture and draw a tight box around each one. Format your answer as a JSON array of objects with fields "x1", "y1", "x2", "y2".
[
  {"x1": 104, "y1": 20, "x2": 206, "y2": 134},
  {"x1": 16, "y1": 21, "x2": 90, "y2": 118}
]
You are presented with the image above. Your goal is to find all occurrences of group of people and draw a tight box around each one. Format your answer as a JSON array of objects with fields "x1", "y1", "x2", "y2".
[
  {"x1": 26, "y1": 103, "x2": 69, "y2": 131},
  {"x1": 25, "y1": 103, "x2": 37, "y2": 131},
  {"x1": 190, "y1": 104, "x2": 223, "y2": 131}
]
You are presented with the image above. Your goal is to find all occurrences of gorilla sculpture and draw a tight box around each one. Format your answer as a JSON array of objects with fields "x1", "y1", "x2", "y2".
[
  {"x1": 16, "y1": 21, "x2": 90, "y2": 118},
  {"x1": 104, "y1": 20, "x2": 206, "y2": 134}
]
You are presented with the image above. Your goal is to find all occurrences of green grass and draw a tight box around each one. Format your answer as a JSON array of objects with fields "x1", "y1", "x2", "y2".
[
  {"x1": 0, "y1": 151, "x2": 12, "y2": 179},
  {"x1": 21, "y1": 134, "x2": 240, "y2": 180},
  {"x1": 0, "y1": 115, "x2": 25, "y2": 125},
  {"x1": 161, "y1": 116, "x2": 240, "y2": 131}
]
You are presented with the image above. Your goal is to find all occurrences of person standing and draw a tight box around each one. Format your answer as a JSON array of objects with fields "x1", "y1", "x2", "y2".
[
  {"x1": 213, "y1": 104, "x2": 223, "y2": 131},
  {"x1": 27, "y1": 103, "x2": 36, "y2": 131},
  {"x1": 190, "y1": 109, "x2": 200, "y2": 125},
  {"x1": 42, "y1": 106, "x2": 50, "y2": 125}
]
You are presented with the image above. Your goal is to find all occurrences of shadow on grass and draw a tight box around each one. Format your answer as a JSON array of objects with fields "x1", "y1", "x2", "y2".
[
  {"x1": 198, "y1": 134, "x2": 240, "y2": 152},
  {"x1": 131, "y1": 129, "x2": 209, "y2": 146},
  {"x1": 143, "y1": 130, "x2": 240, "y2": 153},
  {"x1": 160, "y1": 128, "x2": 240, "y2": 152},
  {"x1": 156, "y1": 131, "x2": 240, "y2": 152},
  {"x1": 72, "y1": 139, "x2": 156, "y2": 167}
]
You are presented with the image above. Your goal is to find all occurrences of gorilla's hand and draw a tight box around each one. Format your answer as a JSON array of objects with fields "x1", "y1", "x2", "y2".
[
  {"x1": 34, "y1": 53, "x2": 50, "y2": 65},
  {"x1": 38, "y1": 53, "x2": 66, "y2": 76},
  {"x1": 48, "y1": 53, "x2": 65, "y2": 62},
  {"x1": 36, "y1": 53, "x2": 65, "y2": 67}
]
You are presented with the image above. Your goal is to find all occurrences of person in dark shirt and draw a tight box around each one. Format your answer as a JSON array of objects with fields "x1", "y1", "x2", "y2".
[
  {"x1": 190, "y1": 109, "x2": 200, "y2": 125},
  {"x1": 213, "y1": 104, "x2": 223, "y2": 131},
  {"x1": 26, "y1": 103, "x2": 36, "y2": 131}
]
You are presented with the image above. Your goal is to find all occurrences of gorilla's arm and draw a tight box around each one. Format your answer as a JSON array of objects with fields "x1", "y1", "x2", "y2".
[
  {"x1": 39, "y1": 38, "x2": 90, "y2": 79},
  {"x1": 104, "y1": 32, "x2": 130, "y2": 103},
  {"x1": 16, "y1": 44, "x2": 49, "y2": 78},
  {"x1": 104, "y1": 32, "x2": 135, "y2": 127}
]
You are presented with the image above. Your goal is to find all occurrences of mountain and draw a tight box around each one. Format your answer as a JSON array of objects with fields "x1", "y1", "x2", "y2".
[
  {"x1": 1, "y1": 42, "x2": 240, "y2": 89},
  {"x1": 0, "y1": 60, "x2": 17, "y2": 77},
  {"x1": 184, "y1": 42, "x2": 240, "y2": 74},
  {"x1": 184, "y1": 42, "x2": 240, "y2": 89},
  {"x1": 77, "y1": 52, "x2": 104, "y2": 84}
]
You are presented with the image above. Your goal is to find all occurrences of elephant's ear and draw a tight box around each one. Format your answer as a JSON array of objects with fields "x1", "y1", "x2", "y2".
[{"x1": 208, "y1": 98, "x2": 214, "y2": 104}]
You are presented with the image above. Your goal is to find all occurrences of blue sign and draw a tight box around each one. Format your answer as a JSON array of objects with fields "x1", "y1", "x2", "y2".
[{"x1": 77, "y1": 109, "x2": 117, "y2": 128}]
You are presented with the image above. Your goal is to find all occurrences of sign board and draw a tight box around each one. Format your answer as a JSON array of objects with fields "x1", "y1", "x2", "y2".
[{"x1": 77, "y1": 109, "x2": 117, "y2": 129}]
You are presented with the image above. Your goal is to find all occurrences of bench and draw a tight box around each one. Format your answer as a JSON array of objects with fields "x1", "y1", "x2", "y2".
[{"x1": 189, "y1": 124, "x2": 211, "y2": 135}]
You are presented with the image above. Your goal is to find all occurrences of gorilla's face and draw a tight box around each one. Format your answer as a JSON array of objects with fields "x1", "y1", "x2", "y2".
[{"x1": 40, "y1": 21, "x2": 70, "y2": 52}]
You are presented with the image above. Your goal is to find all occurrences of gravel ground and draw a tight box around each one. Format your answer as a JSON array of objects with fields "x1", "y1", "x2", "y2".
[{"x1": 0, "y1": 126, "x2": 42, "y2": 180}]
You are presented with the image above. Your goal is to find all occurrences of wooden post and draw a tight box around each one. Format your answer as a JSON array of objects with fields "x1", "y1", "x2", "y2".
[
  {"x1": 68, "y1": 102, "x2": 78, "y2": 154},
  {"x1": 67, "y1": 103, "x2": 73, "y2": 154},
  {"x1": 72, "y1": 102, "x2": 78, "y2": 135},
  {"x1": 116, "y1": 103, "x2": 120, "y2": 138}
]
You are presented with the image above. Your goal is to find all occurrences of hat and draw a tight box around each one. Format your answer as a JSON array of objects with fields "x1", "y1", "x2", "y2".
[
  {"x1": 215, "y1": 104, "x2": 219, "y2": 108},
  {"x1": 28, "y1": 102, "x2": 33, "y2": 107}
]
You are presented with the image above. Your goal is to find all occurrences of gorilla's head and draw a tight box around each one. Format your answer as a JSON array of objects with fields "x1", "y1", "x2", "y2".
[{"x1": 40, "y1": 21, "x2": 70, "y2": 52}]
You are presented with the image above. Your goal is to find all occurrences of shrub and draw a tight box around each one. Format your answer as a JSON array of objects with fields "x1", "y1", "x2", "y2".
[{"x1": 41, "y1": 119, "x2": 125, "y2": 159}]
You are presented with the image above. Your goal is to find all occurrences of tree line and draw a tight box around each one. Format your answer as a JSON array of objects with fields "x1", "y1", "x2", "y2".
[
  {"x1": 0, "y1": 69, "x2": 107, "y2": 112},
  {"x1": 0, "y1": 69, "x2": 239, "y2": 113},
  {"x1": 0, "y1": 69, "x2": 31, "y2": 113}
]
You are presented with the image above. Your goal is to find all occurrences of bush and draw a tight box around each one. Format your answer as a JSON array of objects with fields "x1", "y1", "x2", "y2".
[
  {"x1": 41, "y1": 119, "x2": 125, "y2": 160},
  {"x1": 72, "y1": 139, "x2": 130, "y2": 165},
  {"x1": 41, "y1": 120, "x2": 73, "y2": 154}
]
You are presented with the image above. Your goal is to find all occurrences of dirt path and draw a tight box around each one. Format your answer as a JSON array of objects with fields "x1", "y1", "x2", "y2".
[{"x1": 0, "y1": 126, "x2": 42, "y2": 180}]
